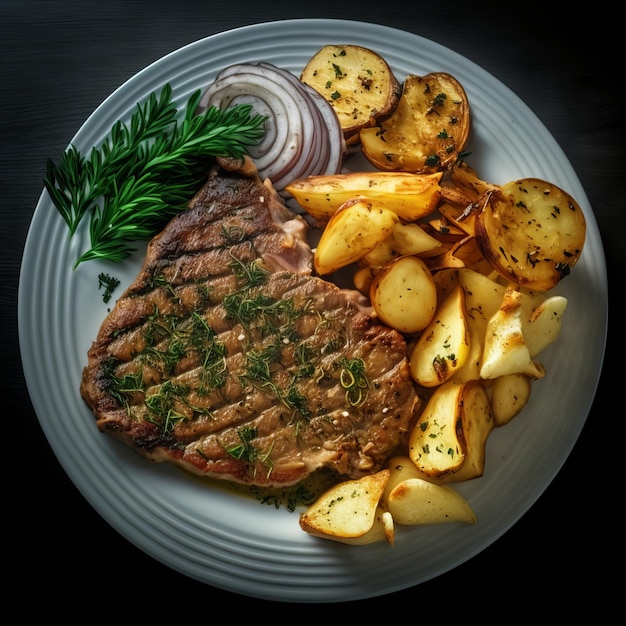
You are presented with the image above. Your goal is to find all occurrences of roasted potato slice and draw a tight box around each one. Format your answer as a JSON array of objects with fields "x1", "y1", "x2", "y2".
[
  {"x1": 370, "y1": 255, "x2": 437, "y2": 333},
  {"x1": 299, "y1": 469, "x2": 391, "y2": 544},
  {"x1": 360, "y1": 72, "x2": 470, "y2": 174},
  {"x1": 300, "y1": 44, "x2": 402, "y2": 142},
  {"x1": 285, "y1": 171, "x2": 442, "y2": 223},
  {"x1": 314, "y1": 197, "x2": 398, "y2": 275},
  {"x1": 474, "y1": 179, "x2": 586, "y2": 291},
  {"x1": 410, "y1": 284, "x2": 470, "y2": 387},
  {"x1": 384, "y1": 456, "x2": 476, "y2": 525},
  {"x1": 409, "y1": 380, "x2": 494, "y2": 482},
  {"x1": 490, "y1": 373, "x2": 532, "y2": 426}
]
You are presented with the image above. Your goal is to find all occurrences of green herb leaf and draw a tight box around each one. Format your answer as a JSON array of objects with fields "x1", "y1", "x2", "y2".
[{"x1": 44, "y1": 84, "x2": 266, "y2": 268}]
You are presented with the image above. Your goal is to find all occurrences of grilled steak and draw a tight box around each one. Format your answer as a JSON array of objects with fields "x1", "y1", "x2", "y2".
[{"x1": 81, "y1": 157, "x2": 420, "y2": 487}]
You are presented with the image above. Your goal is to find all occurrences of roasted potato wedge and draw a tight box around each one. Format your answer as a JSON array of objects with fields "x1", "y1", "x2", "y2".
[
  {"x1": 370, "y1": 255, "x2": 437, "y2": 333},
  {"x1": 480, "y1": 287, "x2": 546, "y2": 380},
  {"x1": 314, "y1": 197, "x2": 398, "y2": 275},
  {"x1": 353, "y1": 265, "x2": 379, "y2": 295},
  {"x1": 285, "y1": 171, "x2": 442, "y2": 223},
  {"x1": 450, "y1": 162, "x2": 497, "y2": 203},
  {"x1": 384, "y1": 456, "x2": 476, "y2": 525},
  {"x1": 299, "y1": 469, "x2": 391, "y2": 544},
  {"x1": 409, "y1": 380, "x2": 494, "y2": 482},
  {"x1": 357, "y1": 239, "x2": 398, "y2": 269},
  {"x1": 300, "y1": 44, "x2": 402, "y2": 142},
  {"x1": 360, "y1": 72, "x2": 470, "y2": 174},
  {"x1": 474, "y1": 179, "x2": 586, "y2": 291},
  {"x1": 524, "y1": 295, "x2": 568, "y2": 358},
  {"x1": 410, "y1": 284, "x2": 470, "y2": 387},
  {"x1": 438, "y1": 202, "x2": 476, "y2": 237},
  {"x1": 357, "y1": 222, "x2": 442, "y2": 270},
  {"x1": 490, "y1": 373, "x2": 532, "y2": 426},
  {"x1": 389, "y1": 222, "x2": 442, "y2": 256},
  {"x1": 452, "y1": 268, "x2": 506, "y2": 382}
]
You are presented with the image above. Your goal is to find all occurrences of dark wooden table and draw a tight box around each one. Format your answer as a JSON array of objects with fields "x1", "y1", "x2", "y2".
[{"x1": 3, "y1": 1, "x2": 619, "y2": 613}]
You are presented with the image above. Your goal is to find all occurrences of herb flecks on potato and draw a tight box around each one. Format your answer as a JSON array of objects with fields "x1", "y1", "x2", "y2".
[
  {"x1": 300, "y1": 44, "x2": 402, "y2": 143},
  {"x1": 360, "y1": 72, "x2": 470, "y2": 174}
]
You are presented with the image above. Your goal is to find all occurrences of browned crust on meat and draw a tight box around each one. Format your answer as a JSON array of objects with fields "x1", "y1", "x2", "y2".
[{"x1": 81, "y1": 161, "x2": 419, "y2": 487}]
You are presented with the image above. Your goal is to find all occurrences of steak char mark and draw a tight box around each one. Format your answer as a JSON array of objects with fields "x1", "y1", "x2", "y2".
[{"x1": 80, "y1": 158, "x2": 420, "y2": 487}]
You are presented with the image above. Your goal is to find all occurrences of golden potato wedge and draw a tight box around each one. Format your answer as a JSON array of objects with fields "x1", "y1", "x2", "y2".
[
  {"x1": 421, "y1": 246, "x2": 466, "y2": 273},
  {"x1": 370, "y1": 255, "x2": 437, "y2": 333},
  {"x1": 448, "y1": 235, "x2": 484, "y2": 268},
  {"x1": 439, "y1": 183, "x2": 477, "y2": 210},
  {"x1": 389, "y1": 222, "x2": 442, "y2": 257},
  {"x1": 490, "y1": 373, "x2": 532, "y2": 426},
  {"x1": 285, "y1": 171, "x2": 442, "y2": 223},
  {"x1": 409, "y1": 380, "x2": 493, "y2": 482},
  {"x1": 438, "y1": 202, "x2": 476, "y2": 237},
  {"x1": 451, "y1": 268, "x2": 506, "y2": 382},
  {"x1": 335, "y1": 507, "x2": 394, "y2": 546},
  {"x1": 409, "y1": 284, "x2": 470, "y2": 387},
  {"x1": 357, "y1": 222, "x2": 442, "y2": 270},
  {"x1": 360, "y1": 72, "x2": 470, "y2": 174},
  {"x1": 432, "y1": 267, "x2": 461, "y2": 302},
  {"x1": 353, "y1": 265, "x2": 380, "y2": 295},
  {"x1": 450, "y1": 162, "x2": 497, "y2": 203},
  {"x1": 423, "y1": 217, "x2": 468, "y2": 243},
  {"x1": 409, "y1": 381, "x2": 465, "y2": 480},
  {"x1": 357, "y1": 238, "x2": 397, "y2": 268},
  {"x1": 304, "y1": 506, "x2": 394, "y2": 546},
  {"x1": 480, "y1": 287, "x2": 546, "y2": 380},
  {"x1": 384, "y1": 456, "x2": 476, "y2": 525},
  {"x1": 524, "y1": 295, "x2": 568, "y2": 358},
  {"x1": 314, "y1": 197, "x2": 398, "y2": 275},
  {"x1": 299, "y1": 469, "x2": 391, "y2": 543},
  {"x1": 300, "y1": 44, "x2": 402, "y2": 141},
  {"x1": 474, "y1": 180, "x2": 586, "y2": 291}
]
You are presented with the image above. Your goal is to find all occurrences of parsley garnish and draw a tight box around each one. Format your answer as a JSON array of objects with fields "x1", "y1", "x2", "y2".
[{"x1": 97, "y1": 272, "x2": 120, "y2": 303}]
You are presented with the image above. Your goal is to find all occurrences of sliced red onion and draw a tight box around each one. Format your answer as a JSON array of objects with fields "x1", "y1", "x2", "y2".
[
  {"x1": 199, "y1": 70, "x2": 304, "y2": 181},
  {"x1": 197, "y1": 62, "x2": 345, "y2": 191}
]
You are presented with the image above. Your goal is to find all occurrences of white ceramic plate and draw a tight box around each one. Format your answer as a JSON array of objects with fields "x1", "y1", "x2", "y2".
[{"x1": 19, "y1": 19, "x2": 607, "y2": 602}]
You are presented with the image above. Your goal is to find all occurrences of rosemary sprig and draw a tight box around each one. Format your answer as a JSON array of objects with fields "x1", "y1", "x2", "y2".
[{"x1": 44, "y1": 83, "x2": 266, "y2": 268}]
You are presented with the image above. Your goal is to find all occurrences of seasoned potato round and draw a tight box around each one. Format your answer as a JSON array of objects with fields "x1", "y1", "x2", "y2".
[
  {"x1": 360, "y1": 72, "x2": 470, "y2": 174},
  {"x1": 370, "y1": 255, "x2": 437, "y2": 333},
  {"x1": 300, "y1": 44, "x2": 402, "y2": 141},
  {"x1": 474, "y1": 179, "x2": 586, "y2": 291}
]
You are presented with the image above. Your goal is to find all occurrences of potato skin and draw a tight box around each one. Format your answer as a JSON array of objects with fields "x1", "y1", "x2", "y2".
[{"x1": 300, "y1": 44, "x2": 402, "y2": 141}]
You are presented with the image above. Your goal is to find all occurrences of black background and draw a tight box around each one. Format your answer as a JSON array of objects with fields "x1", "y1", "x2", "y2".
[{"x1": 3, "y1": 1, "x2": 621, "y2": 615}]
